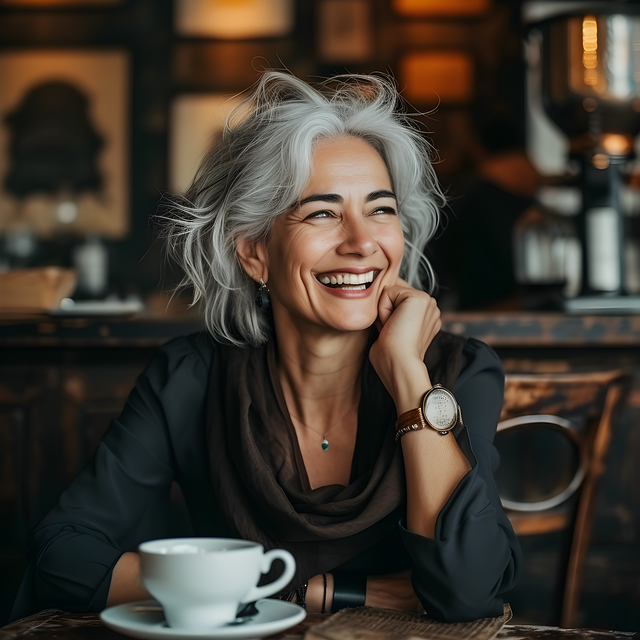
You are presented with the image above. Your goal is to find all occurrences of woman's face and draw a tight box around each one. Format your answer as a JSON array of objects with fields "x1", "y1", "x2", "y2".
[{"x1": 261, "y1": 136, "x2": 405, "y2": 334}]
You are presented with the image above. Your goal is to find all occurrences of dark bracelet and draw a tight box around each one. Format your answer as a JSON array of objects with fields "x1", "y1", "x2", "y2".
[
  {"x1": 321, "y1": 573, "x2": 328, "y2": 614},
  {"x1": 330, "y1": 573, "x2": 367, "y2": 612},
  {"x1": 295, "y1": 582, "x2": 308, "y2": 610}
]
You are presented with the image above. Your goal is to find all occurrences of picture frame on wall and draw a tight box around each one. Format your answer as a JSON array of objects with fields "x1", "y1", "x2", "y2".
[
  {"x1": 317, "y1": 0, "x2": 373, "y2": 64},
  {"x1": 169, "y1": 93, "x2": 248, "y2": 194},
  {"x1": 0, "y1": 50, "x2": 129, "y2": 238}
]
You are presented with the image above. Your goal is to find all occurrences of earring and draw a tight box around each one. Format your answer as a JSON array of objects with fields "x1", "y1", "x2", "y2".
[{"x1": 254, "y1": 277, "x2": 270, "y2": 310}]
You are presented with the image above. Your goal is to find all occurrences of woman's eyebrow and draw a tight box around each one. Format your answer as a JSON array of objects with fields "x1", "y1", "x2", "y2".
[
  {"x1": 298, "y1": 193, "x2": 343, "y2": 206},
  {"x1": 297, "y1": 189, "x2": 396, "y2": 208},
  {"x1": 366, "y1": 189, "x2": 396, "y2": 202}
]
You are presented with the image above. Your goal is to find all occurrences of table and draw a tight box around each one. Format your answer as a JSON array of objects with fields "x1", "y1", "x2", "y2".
[{"x1": 0, "y1": 610, "x2": 636, "y2": 640}]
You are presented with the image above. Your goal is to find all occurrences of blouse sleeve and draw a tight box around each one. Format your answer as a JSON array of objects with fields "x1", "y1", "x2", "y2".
[
  {"x1": 22, "y1": 335, "x2": 212, "y2": 615},
  {"x1": 399, "y1": 338, "x2": 522, "y2": 622}
]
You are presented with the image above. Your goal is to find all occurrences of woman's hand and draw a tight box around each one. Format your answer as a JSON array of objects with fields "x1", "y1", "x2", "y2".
[
  {"x1": 365, "y1": 570, "x2": 423, "y2": 612},
  {"x1": 369, "y1": 278, "x2": 441, "y2": 413}
]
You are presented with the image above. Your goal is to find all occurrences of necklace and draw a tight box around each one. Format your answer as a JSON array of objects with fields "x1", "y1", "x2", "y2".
[{"x1": 290, "y1": 405, "x2": 357, "y2": 452}]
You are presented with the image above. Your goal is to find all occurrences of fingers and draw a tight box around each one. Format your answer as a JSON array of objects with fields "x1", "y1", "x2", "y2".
[
  {"x1": 377, "y1": 286, "x2": 395, "y2": 327},
  {"x1": 374, "y1": 280, "x2": 441, "y2": 363},
  {"x1": 376, "y1": 282, "x2": 413, "y2": 326},
  {"x1": 377, "y1": 280, "x2": 440, "y2": 329}
]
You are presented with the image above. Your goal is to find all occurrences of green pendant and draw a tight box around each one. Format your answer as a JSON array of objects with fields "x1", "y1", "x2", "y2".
[{"x1": 321, "y1": 439, "x2": 329, "y2": 451}]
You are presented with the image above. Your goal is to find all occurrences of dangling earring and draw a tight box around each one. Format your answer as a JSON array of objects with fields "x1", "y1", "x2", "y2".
[{"x1": 254, "y1": 277, "x2": 270, "y2": 310}]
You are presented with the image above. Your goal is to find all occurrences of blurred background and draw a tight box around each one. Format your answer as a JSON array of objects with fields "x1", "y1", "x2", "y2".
[{"x1": 0, "y1": 0, "x2": 639, "y2": 633}]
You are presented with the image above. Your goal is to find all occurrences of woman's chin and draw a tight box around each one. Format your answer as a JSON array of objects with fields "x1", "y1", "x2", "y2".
[{"x1": 320, "y1": 312, "x2": 378, "y2": 334}]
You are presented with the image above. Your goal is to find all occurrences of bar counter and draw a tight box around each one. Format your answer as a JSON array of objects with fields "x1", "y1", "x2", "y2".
[
  {"x1": 2, "y1": 310, "x2": 640, "y2": 348},
  {"x1": 441, "y1": 312, "x2": 640, "y2": 347}
]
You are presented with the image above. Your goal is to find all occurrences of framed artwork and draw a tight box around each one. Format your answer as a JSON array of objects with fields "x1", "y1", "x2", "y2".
[
  {"x1": 174, "y1": 0, "x2": 294, "y2": 39},
  {"x1": 317, "y1": 0, "x2": 373, "y2": 64},
  {"x1": 169, "y1": 93, "x2": 248, "y2": 194},
  {"x1": 400, "y1": 51, "x2": 473, "y2": 104},
  {"x1": 0, "y1": 0, "x2": 122, "y2": 6},
  {"x1": 0, "y1": 50, "x2": 129, "y2": 238},
  {"x1": 173, "y1": 42, "x2": 272, "y2": 92},
  {"x1": 393, "y1": 0, "x2": 490, "y2": 17}
]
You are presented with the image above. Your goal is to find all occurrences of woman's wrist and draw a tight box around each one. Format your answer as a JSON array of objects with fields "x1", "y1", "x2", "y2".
[
  {"x1": 386, "y1": 359, "x2": 432, "y2": 416},
  {"x1": 306, "y1": 573, "x2": 334, "y2": 613},
  {"x1": 370, "y1": 345, "x2": 431, "y2": 412}
]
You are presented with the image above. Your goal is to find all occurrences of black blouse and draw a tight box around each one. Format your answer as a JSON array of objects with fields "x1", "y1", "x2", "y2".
[{"x1": 11, "y1": 332, "x2": 521, "y2": 623}]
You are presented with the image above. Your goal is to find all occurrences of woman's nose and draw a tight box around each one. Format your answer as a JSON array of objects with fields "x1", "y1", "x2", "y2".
[{"x1": 336, "y1": 215, "x2": 378, "y2": 257}]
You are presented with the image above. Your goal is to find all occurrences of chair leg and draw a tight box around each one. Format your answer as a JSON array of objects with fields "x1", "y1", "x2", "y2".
[{"x1": 560, "y1": 384, "x2": 622, "y2": 628}]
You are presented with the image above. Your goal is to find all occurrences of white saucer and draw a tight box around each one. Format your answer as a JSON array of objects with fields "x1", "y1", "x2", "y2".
[{"x1": 100, "y1": 599, "x2": 306, "y2": 640}]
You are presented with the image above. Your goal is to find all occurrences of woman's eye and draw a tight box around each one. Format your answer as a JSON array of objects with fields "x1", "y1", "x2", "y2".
[
  {"x1": 371, "y1": 206, "x2": 397, "y2": 216},
  {"x1": 305, "y1": 210, "x2": 332, "y2": 219}
]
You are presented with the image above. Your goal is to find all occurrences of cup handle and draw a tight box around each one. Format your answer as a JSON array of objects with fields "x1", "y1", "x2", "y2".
[{"x1": 241, "y1": 549, "x2": 296, "y2": 603}]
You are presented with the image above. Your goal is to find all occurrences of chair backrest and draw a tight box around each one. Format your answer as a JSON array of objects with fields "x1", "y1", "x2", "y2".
[
  {"x1": 496, "y1": 369, "x2": 631, "y2": 627},
  {"x1": 501, "y1": 370, "x2": 626, "y2": 424},
  {"x1": 497, "y1": 413, "x2": 585, "y2": 512},
  {"x1": 498, "y1": 369, "x2": 630, "y2": 510}
]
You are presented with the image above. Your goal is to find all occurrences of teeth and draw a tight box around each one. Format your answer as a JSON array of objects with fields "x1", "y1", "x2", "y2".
[{"x1": 318, "y1": 270, "x2": 376, "y2": 286}]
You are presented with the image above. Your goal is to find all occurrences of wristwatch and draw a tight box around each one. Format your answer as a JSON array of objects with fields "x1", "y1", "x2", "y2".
[{"x1": 395, "y1": 384, "x2": 462, "y2": 442}]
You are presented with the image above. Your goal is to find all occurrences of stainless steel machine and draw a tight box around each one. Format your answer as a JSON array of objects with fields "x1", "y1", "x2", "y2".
[{"x1": 523, "y1": 1, "x2": 640, "y2": 312}]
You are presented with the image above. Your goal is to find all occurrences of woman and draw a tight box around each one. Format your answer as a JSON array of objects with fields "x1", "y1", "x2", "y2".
[{"x1": 11, "y1": 72, "x2": 521, "y2": 623}]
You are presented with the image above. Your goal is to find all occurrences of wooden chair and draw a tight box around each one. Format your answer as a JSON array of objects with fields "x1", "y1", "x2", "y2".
[{"x1": 496, "y1": 370, "x2": 631, "y2": 628}]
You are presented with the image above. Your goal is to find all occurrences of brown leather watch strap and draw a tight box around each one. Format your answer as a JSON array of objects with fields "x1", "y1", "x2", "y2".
[{"x1": 395, "y1": 407, "x2": 427, "y2": 442}]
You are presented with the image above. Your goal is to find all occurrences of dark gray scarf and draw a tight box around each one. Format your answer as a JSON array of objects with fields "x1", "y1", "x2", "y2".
[{"x1": 206, "y1": 330, "x2": 466, "y2": 590}]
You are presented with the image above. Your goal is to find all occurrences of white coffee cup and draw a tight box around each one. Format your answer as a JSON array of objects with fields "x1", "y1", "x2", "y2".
[{"x1": 138, "y1": 538, "x2": 296, "y2": 630}]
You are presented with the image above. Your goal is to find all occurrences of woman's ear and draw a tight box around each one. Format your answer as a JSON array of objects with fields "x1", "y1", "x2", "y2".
[{"x1": 236, "y1": 236, "x2": 269, "y2": 284}]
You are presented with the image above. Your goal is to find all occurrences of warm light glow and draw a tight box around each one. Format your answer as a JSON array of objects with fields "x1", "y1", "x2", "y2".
[
  {"x1": 175, "y1": 0, "x2": 293, "y2": 39},
  {"x1": 592, "y1": 153, "x2": 609, "y2": 170},
  {"x1": 400, "y1": 52, "x2": 473, "y2": 104},
  {"x1": 601, "y1": 133, "x2": 632, "y2": 156},
  {"x1": 583, "y1": 16, "x2": 598, "y2": 85},
  {"x1": 582, "y1": 18, "x2": 597, "y2": 51},
  {"x1": 393, "y1": 0, "x2": 489, "y2": 16}
]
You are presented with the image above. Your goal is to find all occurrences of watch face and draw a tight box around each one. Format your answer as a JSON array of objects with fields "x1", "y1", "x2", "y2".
[{"x1": 424, "y1": 388, "x2": 457, "y2": 431}]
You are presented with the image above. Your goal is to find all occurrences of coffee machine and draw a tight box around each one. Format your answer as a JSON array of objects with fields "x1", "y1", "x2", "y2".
[{"x1": 523, "y1": 1, "x2": 640, "y2": 312}]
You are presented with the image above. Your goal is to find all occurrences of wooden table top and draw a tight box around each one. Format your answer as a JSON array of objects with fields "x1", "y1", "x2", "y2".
[{"x1": 0, "y1": 609, "x2": 636, "y2": 640}]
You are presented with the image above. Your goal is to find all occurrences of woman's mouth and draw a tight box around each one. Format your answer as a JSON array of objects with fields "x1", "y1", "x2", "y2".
[{"x1": 315, "y1": 270, "x2": 378, "y2": 291}]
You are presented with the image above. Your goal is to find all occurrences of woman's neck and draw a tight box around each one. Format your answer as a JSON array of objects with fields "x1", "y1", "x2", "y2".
[{"x1": 273, "y1": 312, "x2": 369, "y2": 426}]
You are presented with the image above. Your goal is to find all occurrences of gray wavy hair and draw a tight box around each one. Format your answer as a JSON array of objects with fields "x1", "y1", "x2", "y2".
[{"x1": 160, "y1": 71, "x2": 445, "y2": 347}]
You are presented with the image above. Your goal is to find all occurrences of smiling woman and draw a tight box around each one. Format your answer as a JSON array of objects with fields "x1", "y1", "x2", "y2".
[
  {"x1": 11, "y1": 72, "x2": 522, "y2": 625},
  {"x1": 237, "y1": 136, "x2": 405, "y2": 336},
  {"x1": 162, "y1": 71, "x2": 443, "y2": 347}
]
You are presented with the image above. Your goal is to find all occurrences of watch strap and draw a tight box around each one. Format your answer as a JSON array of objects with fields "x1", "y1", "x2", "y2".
[{"x1": 395, "y1": 408, "x2": 427, "y2": 442}]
